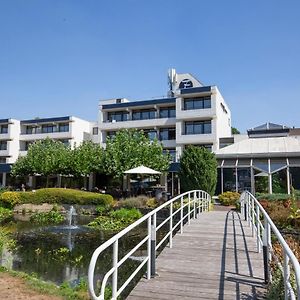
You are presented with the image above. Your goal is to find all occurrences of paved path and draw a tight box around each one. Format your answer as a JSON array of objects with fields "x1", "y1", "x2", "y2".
[{"x1": 127, "y1": 208, "x2": 266, "y2": 299}]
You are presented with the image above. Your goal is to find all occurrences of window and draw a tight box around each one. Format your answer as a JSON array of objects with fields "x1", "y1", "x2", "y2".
[
  {"x1": 184, "y1": 96, "x2": 211, "y2": 110},
  {"x1": 24, "y1": 141, "x2": 34, "y2": 151},
  {"x1": 132, "y1": 109, "x2": 156, "y2": 120},
  {"x1": 184, "y1": 120, "x2": 212, "y2": 135},
  {"x1": 42, "y1": 124, "x2": 56, "y2": 133},
  {"x1": 58, "y1": 123, "x2": 69, "y2": 132},
  {"x1": 159, "y1": 107, "x2": 176, "y2": 118},
  {"x1": 0, "y1": 141, "x2": 7, "y2": 150},
  {"x1": 106, "y1": 131, "x2": 116, "y2": 139},
  {"x1": 159, "y1": 128, "x2": 176, "y2": 140},
  {"x1": 58, "y1": 139, "x2": 70, "y2": 146},
  {"x1": 143, "y1": 129, "x2": 157, "y2": 141},
  {"x1": 26, "y1": 126, "x2": 34, "y2": 134},
  {"x1": 186, "y1": 144, "x2": 213, "y2": 152},
  {"x1": 0, "y1": 125, "x2": 8, "y2": 134},
  {"x1": 93, "y1": 127, "x2": 98, "y2": 135},
  {"x1": 107, "y1": 111, "x2": 129, "y2": 122},
  {"x1": 0, "y1": 158, "x2": 6, "y2": 164}
]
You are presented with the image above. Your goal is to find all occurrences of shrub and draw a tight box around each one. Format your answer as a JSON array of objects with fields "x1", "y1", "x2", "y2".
[
  {"x1": 218, "y1": 191, "x2": 240, "y2": 206},
  {"x1": 88, "y1": 208, "x2": 142, "y2": 231},
  {"x1": 118, "y1": 196, "x2": 148, "y2": 209},
  {"x1": 0, "y1": 191, "x2": 21, "y2": 208},
  {"x1": 30, "y1": 210, "x2": 65, "y2": 225},
  {"x1": 0, "y1": 207, "x2": 13, "y2": 223},
  {"x1": 146, "y1": 198, "x2": 158, "y2": 208},
  {"x1": 109, "y1": 208, "x2": 142, "y2": 223},
  {"x1": 0, "y1": 188, "x2": 114, "y2": 207},
  {"x1": 0, "y1": 227, "x2": 15, "y2": 252},
  {"x1": 256, "y1": 193, "x2": 293, "y2": 202}
]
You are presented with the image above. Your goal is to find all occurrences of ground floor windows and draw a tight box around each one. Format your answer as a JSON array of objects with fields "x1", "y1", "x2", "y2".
[
  {"x1": 0, "y1": 158, "x2": 6, "y2": 163},
  {"x1": 217, "y1": 157, "x2": 300, "y2": 195}
]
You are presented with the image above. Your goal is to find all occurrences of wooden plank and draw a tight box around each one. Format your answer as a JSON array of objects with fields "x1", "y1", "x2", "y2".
[{"x1": 127, "y1": 209, "x2": 266, "y2": 299}]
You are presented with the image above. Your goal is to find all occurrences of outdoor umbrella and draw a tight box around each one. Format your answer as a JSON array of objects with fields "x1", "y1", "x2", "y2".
[
  {"x1": 124, "y1": 165, "x2": 161, "y2": 175},
  {"x1": 124, "y1": 166, "x2": 161, "y2": 193}
]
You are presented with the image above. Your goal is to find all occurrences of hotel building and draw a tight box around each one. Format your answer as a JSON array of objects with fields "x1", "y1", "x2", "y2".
[
  {"x1": 0, "y1": 116, "x2": 92, "y2": 186},
  {"x1": 97, "y1": 69, "x2": 232, "y2": 162}
]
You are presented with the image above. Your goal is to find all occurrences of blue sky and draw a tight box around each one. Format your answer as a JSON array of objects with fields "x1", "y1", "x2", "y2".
[{"x1": 0, "y1": 0, "x2": 299, "y2": 132}]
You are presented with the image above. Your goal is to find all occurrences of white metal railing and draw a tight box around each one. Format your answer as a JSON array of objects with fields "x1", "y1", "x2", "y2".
[
  {"x1": 88, "y1": 190, "x2": 211, "y2": 300},
  {"x1": 240, "y1": 191, "x2": 300, "y2": 300}
]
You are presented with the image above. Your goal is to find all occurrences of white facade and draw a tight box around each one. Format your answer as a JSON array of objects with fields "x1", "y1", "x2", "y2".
[
  {"x1": 98, "y1": 70, "x2": 232, "y2": 161},
  {"x1": 0, "y1": 116, "x2": 94, "y2": 186}
]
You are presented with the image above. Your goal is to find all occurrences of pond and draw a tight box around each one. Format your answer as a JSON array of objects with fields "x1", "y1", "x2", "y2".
[
  {"x1": 1, "y1": 214, "x2": 147, "y2": 288},
  {"x1": 0, "y1": 207, "x2": 171, "y2": 298}
]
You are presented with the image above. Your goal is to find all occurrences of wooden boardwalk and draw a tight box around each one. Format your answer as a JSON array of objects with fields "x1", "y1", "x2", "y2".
[{"x1": 127, "y1": 207, "x2": 266, "y2": 300}]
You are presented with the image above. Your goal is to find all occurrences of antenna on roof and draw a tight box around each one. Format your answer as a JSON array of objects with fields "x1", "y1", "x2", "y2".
[{"x1": 168, "y1": 68, "x2": 176, "y2": 97}]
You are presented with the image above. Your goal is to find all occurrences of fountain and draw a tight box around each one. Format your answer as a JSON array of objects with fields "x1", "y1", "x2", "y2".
[{"x1": 67, "y1": 205, "x2": 78, "y2": 229}]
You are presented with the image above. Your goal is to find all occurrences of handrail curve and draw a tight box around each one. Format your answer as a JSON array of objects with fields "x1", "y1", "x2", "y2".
[
  {"x1": 88, "y1": 190, "x2": 211, "y2": 300},
  {"x1": 240, "y1": 191, "x2": 300, "y2": 299}
]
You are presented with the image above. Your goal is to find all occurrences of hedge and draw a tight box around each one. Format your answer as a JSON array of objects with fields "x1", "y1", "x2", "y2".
[
  {"x1": 0, "y1": 188, "x2": 114, "y2": 208},
  {"x1": 256, "y1": 192, "x2": 300, "y2": 202},
  {"x1": 218, "y1": 191, "x2": 240, "y2": 206}
]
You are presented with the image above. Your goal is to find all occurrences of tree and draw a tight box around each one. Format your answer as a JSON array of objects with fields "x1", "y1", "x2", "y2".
[
  {"x1": 72, "y1": 141, "x2": 103, "y2": 188},
  {"x1": 179, "y1": 146, "x2": 217, "y2": 195},
  {"x1": 103, "y1": 129, "x2": 170, "y2": 181},
  {"x1": 231, "y1": 127, "x2": 240, "y2": 134},
  {"x1": 11, "y1": 138, "x2": 71, "y2": 187}
]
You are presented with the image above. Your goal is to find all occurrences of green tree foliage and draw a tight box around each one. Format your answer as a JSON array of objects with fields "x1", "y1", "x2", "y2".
[
  {"x1": 103, "y1": 129, "x2": 170, "y2": 180},
  {"x1": 11, "y1": 139, "x2": 104, "y2": 187},
  {"x1": 72, "y1": 141, "x2": 103, "y2": 176},
  {"x1": 231, "y1": 127, "x2": 240, "y2": 134},
  {"x1": 12, "y1": 138, "x2": 70, "y2": 184},
  {"x1": 179, "y1": 146, "x2": 217, "y2": 195}
]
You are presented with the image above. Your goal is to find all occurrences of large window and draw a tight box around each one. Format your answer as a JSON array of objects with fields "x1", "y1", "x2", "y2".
[
  {"x1": 0, "y1": 125, "x2": 8, "y2": 134},
  {"x1": 107, "y1": 111, "x2": 129, "y2": 122},
  {"x1": 42, "y1": 124, "x2": 56, "y2": 133},
  {"x1": 58, "y1": 123, "x2": 69, "y2": 132},
  {"x1": 0, "y1": 141, "x2": 7, "y2": 150},
  {"x1": 184, "y1": 120, "x2": 212, "y2": 135},
  {"x1": 184, "y1": 96, "x2": 211, "y2": 110},
  {"x1": 159, "y1": 128, "x2": 176, "y2": 140},
  {"x1": 132, "y1": 109, "x2": 156, "y2": 121},
  {"x1": 143, "y1": 129, "x2": 157, "y2": 141},
  {"x1": 26, "y1": 126, "x2": 35, "y2": 134},
  {"x1": 159, "y1": 107, "x2": 176, "y2": 118}
]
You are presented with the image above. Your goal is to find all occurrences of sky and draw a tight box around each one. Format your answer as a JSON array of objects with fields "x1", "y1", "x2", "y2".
[{"x1": 0, "y1": 0, "x2": 299, "y2": 133}]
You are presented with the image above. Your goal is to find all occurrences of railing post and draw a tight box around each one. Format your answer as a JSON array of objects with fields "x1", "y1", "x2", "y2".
[
  {"x1": 169, "y1": 202, "x2": 173, "y2": 248},
  {"x1": 284, "y1": 253, "x2": 290, "y2": 300},
  {"x1": 256, "y1": 205, "x2": 261, "y2": 253},
  {"x1": 263, "y1": 216, "x2": 270, "y2": 284},
  {"x1": 180, "y1": 196, "x2": 183, "y2": 234},
  {"x1": 147, "y1": 216, "x2": 151, "y2": 279},
  {"x1": 151, "y1": 213, "x2": 157, "y2": 277},
  {"x1": 193, "y1": 191, "x2": 196, "y2": 219},
  {"x1": 244, "y1": 194, "x2": 248, "y2": 221},
  {"x1": 197, "y1": 191, "x2": 201, "y2": 217},
  {"x1": 188, "y1": 193, "x2": 191, "y2": 225},
  {"x1": 251, "y1": 196, "x2": 255, "y2": 237},
  {"x1": 112, "y1": 240, "x2": 118, "y2": 299}
]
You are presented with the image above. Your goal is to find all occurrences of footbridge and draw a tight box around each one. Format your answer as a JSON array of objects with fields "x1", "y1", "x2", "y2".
[{"x1": 88, "y1": 190, "x2": 300, "y2": 300}]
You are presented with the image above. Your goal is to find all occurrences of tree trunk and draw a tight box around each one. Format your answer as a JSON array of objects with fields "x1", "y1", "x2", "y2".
[{"x1": 46, "y1": 176, "x2": 50, "y2": 188}]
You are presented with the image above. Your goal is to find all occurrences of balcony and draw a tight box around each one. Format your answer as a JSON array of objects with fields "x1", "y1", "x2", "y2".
[
  {"x1": 19, "y1": 131, "x2": 72, "y2": 141},
  {"x1": 100, "y1": 117, "x2": 176, "y2": 131}
]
